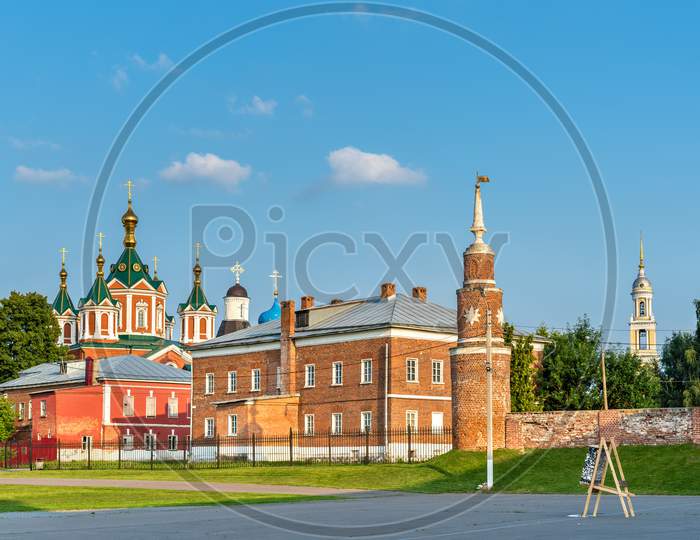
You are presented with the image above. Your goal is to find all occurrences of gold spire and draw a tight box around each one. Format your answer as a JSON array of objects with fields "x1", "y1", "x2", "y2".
[
  {"x1": 59, "y1": 248, "x2": 68, "y2": 289},
  {"x1": 121, "y1": 179, "x2": 138, "y2": 248},
  {"x1": 639, "y1": 232, "x2": 645, "y2": 271},
  {"x1": 96, "y1": 232, "x2": 105, "y2": 277},
  {"x1": 470, "y1": 173, "x2": 490, "y2": 243},
  {"x1": 193, "y1": 242, "x2": 202, "y2": 286}
]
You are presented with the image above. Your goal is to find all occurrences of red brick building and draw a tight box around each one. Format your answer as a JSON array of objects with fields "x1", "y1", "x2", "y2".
[{"x1": 0, "y1": 355, "x2": 191, "y2": 448}]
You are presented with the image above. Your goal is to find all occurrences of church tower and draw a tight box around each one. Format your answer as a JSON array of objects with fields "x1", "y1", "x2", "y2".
[
  {"x1": 217, "y1": 261, "x2": 251, "y2": 337},
  {"x1": 78, "y1": 233, "x2": 120, "y2": 343},
  {"x1": 450, "y1": 175, "x2": 511, "y2": 450},
  {"x1": 52, "y1": 248, "x2": 79, "y2": 346},
  {"x1": 178, "y1": 243, "x2": 218, "y2": 345},
  {"x1": 629, "y1": 234, "x2": 658, "y2": 362}
]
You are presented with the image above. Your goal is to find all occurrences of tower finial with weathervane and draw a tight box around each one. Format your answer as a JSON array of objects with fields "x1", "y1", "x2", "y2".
[{"x1": 471, "y1": 173, "x2": 490, "y2": 244}]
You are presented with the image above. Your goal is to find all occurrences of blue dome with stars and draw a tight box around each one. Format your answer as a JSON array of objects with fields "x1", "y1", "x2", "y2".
[{"x1": 258, "y1": 296, "x2": 281, "y2": 324}]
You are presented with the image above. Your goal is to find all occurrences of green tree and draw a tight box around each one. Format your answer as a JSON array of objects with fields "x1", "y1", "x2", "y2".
[
  {"x1": 601, "y1": 350, "x2": 660, "y2": 409},
  {"x1": 0, "y1": 291, "x2": 66, "y2": 383},
  {"x1": 0, "y1": 396, "x2": 15, "y2": 441},
  {"x1": 659, "y1": 331, "x2": 696, "y2": 406},
  {"x1": 504, "y1": 323, "x2": 541, "y2": 412},
  {"x1": 537, "y1": 316, "x2": 601, "y2": 410}
]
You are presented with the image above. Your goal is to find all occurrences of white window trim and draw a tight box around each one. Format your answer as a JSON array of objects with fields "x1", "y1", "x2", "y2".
[
  {"x1": 168, "y1": 434, "x2": 178, "y2": 451},
  {"x1": 228, "y1": 414, "x2": 238, "y2": 437},
  {"x1": 360, "y1": 358, "x2": 372, "y2": 384},
  {"x1": 304, "y1": 414, "x2": 315, "y2": 435},
  {"x1": 251, "y1": 368, "x2": 261, "y2": 392},
  {"x1": 205, "y1": 372, "x2": 215, "y2": 395},
  {"x1": 361, "y1": 411, "x2": 372, "y2": 433},
  {"x1": 146, "y1": 395, "x2": 157, "y2": 418},
  {"x1": 406, "y1": 358, "x2": 419, "y2": 383},
  {"x1": 204, "y1": 417, "x2": 215, "y2": 438},
  {"x1": 331, "y1": 412, "x2": 343, "y2": 435},
  {"x1": 40, "y1": 400, "x2": 47, "y2": 418},
  {"x1": 227, "y1": 371, "x2": 238, "y2": 393},
  {"x1": 406, "y1": 410, "x2": 418, "y2": 430},
  {"x1": 331, "y1": 361, "x2": 343, "y2": 386},
  {"x1": 123, "y1": 394, "x2": 135, "y2": 417},
  {"x1": 304, "y1": 364, "x2": 316, "y2": 388},
  {"x1": 167, "y1": 397, "x2": 178, "y2": 418},
  {"x1": 432, "y1": 359, "x2": 444, "y2": 385}
]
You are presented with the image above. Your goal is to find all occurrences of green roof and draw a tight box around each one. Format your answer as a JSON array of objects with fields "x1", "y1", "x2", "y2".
[
  {"x1": 72, "y1": 334, "x2": 184, "y2": 353},
  {"x1": 52, "y1": 287, "x2": 76, "y2": 315},
  {"x1": 106, "y1": 247, "x2": 162, "y2": 290},
  {"x1": 79, "y1": 275, "x2": 117, "y2": 307},
  {"x1": 178, "y1": 283, "x2": 217, "y2": 312}
]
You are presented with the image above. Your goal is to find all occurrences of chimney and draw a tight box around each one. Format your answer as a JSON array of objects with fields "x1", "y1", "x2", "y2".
[
  {"x1": 300, "y1": 296, "x2": 315, "y2": 310},
  {"x1": 380, "y1": 282, "x2": 396, "y2": 299},
  {"x1": 59, "y1": 361, "x2": 67, "y2": 375},
  {"x1": 280, "y1": 300, "x2": 297, "y2": 394},
  {"x1": 330, "y1": 298, "x2": 343, "y2": 305},
  {"x1": 84, "y1": 357, "x2": 98, "y2": 386},
  {"x1": 412, "y1": 286, "x2": 427, "y2": 302}
]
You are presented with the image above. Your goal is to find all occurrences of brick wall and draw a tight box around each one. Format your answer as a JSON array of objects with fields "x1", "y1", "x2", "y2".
[{"x1": 506, "y1": 407, "x2": 699, "y2": 449}]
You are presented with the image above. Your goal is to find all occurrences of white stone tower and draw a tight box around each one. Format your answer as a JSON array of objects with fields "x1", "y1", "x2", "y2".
[{"x1": 629, "y1": 234, "x2": 658, "y2": 362}]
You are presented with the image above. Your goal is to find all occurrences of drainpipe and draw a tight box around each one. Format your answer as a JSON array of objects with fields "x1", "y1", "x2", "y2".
[{"x1": 384, "y1": 341, "x2": 389, "y2": 454}]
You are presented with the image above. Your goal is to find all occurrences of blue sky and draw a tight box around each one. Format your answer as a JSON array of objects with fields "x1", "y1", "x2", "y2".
[{"x1": 2, "y1": 1, "x2": 699, "y2": 346}]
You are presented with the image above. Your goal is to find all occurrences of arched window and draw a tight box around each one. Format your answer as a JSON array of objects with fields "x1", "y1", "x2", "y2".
[
  {"x1": 88, "y1": 312, "x2": 96, "y2": 336},
  {"x1": 639, "y1": 329, "x2": 648, "y2": 350},
  {"x1": 135, "y1": 301, "x2": 148, "y2": 330},
  {"x1": 63, "y1": 322, "x2": 72, "y2": 343},
  {"x1": 156, "y1": 305, "x2": 163, "y2": 332},
  {"x1": 101, "y1": 313, "x2": 109, "y2": 335},
  {"x1": 639, "y1": 300, "x2": 646, "y2": 317},
  {"x1": 199, "y1": 318, "x2": 207, "y2": 339}
]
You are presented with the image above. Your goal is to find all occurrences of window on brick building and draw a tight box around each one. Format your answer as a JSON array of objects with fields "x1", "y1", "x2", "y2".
[
  {"x1": 304, "y1": 414, "x2": 315, "y2": 435},
  {"x1": 146, "y1": 396, "x2": 156, "y2": 418},
  {"x1": 168, "y1": 434, "x2": 178, "y2": 451},
  {"x1": 228, "y1": 414, "x2": 238, "y2": 436},
  {"x1": 18, "y1": 402, "x2": 25, "y2": 420},
  {"x1": 40, "y1": 400, "x2": 47, "y2": 418},
  {"x1": 361, "y1": 359, "x2": 372, "y2": 384},
  {"x1": 331, "y1": 413, "x2": 343, "y2": 435},
  {"x1": 168, "y1": 397, "x2": 178, "y2": 418},
  {"x1": 431, "y1": 412, "x2": 444, "y2": 432},
  {"x1": 251, "y1": 369, "x2": 261, "y2": 391},
  {"x1": 332, "y1": 362, "x2": 343, "y2": 386},
  {"x1": 406, "y1": 358, "x2": 418, "y2": 382},
  {"x1": 144, "y1": 432, "x2": 156, "y2": 450},
  {"x1": 136, "y1": 304, "x2": 147, "y2": 329},
  {"x1": 227, "y1": 371, "x2": 238, "y2": 393},
  {"x1": 305, "y1": 364, "x2": 315, "y2": 388},
  {"x1": 81, "y1": 435, "x2": 93, "y2": 450},
  {"x1": 205, "y1": 373, "x2": 215, "y2": 394},
  {"x1": 432, "y1": 360, "x2": 444, "y2": 384},
  {"x1": 204, "y1": 418, "x2": 215, "y2": 438},
  {"x1": 122, "y1": 433, "x2": 134, "y2": 450},
  {"x1": 406, "y1": 410, "x2": 418, "y2": 430},
  {"x1": 123, "y1": 394, "x2": 134, "y2": 416},
  {"x1": 28, "y1": 401, "x2": 32, "y2": 420},
  {"x1": 361, "y1": 411, "x2": 372, "y2": 433}
]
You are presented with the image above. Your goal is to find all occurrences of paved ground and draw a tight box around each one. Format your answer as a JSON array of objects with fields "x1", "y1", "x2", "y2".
[
  {"x1": 0, "y1": 477, "x2": 360, "y2": 496},
  {"x1": 0, "y1": 492, "x2": 697, "y2": 539}
]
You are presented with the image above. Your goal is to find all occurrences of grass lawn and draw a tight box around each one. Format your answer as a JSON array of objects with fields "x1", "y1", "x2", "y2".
[
  {"x1": 0, "y1": 485, "x2": 330, "y2": 513},
  {"x1": 2, "y1": 445, "x2": 698, "y2": 496}
]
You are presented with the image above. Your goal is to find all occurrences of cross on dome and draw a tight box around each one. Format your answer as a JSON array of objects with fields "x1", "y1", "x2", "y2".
[
  {"x1": 124, "y1": 179, "x2": 134, "y2": 202},
  {"x1": 230, "y1": 261, "x2": 245, "y2": 284},
  {"x1": 96, "y1": 232, "x2": 105, "y2": 251},
  {"x1": 59, "y1": 247, "x2": 68, "y2": 266},
  {"x1": 269, "y1": 270, "x2": 282, "y2": 296}
]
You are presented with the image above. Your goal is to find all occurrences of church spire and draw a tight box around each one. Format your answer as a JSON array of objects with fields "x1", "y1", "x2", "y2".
[
  {"x1": 96, "y1": 232, "x2": 105, "y2": 278},
  {"x1": 470, "y1": 174, "x2": 490, "y2": 244},
  {"x1": 121, "y1": 179, "x2": 138, "y2": 248},
  {"x1": 59, "y1": 247, "x2": 68, "y2": 290},
  {"x1": 639, "y1": 232, "x2": 645, "y2": 272}
]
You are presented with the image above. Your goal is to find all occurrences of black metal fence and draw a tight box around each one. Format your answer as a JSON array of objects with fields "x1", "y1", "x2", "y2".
[{"x1": 3, "y1": 427, "x2": 452, "y2": 470}]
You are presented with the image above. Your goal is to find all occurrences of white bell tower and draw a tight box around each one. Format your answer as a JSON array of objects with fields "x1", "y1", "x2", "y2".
[{"x1": 629, "y1": 234, "x2": 658, "y2": 363}]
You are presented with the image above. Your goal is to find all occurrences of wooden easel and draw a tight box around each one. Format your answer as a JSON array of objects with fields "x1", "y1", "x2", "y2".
[{"x1": 581, "y1": 352, "x2": 636, "y2": 518}]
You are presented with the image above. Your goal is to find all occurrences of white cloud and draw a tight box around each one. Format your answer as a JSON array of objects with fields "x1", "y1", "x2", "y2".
[
  {"x1": 160, "y1": 152, "x2": 251, "y2": 189},
  {"x1": 327, "y1": 146, "x2": 426, "y2": 185},
  {"x1": 230, "y1": 95, "x2": 278, "y2": 116},
  {"x1": 132, "y1": 52, "x2": 174, "y2": 72},
  {"x1": 14, "y1": 165, "x2": 77, "y2": 184},
  {"x1": 7, "y1": 137, "x2": 60, "y2": 151},
  {"x1": 111, "y1": 66, "x2": 128, "y2": 91},
  {"x1": 295, "y1": 94, "x2": 314, "y2": 117}
]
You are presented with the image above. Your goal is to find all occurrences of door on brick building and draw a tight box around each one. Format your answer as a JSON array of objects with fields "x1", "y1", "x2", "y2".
[{"x1": 431, "y1": 412, "x2": 444, "y2": 432}]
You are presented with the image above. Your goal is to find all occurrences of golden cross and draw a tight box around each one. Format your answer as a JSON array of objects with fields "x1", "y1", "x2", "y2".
[
  {"x1": 59, "y1": 247, "x2": 68, "y2": 265},
  {"x1": 124, "y1": 179, "x2": 134, "y2": 202},
  {"x1": 230, "y1": 261, "x2": 245, "y2": 284},
  {"x1": 96, "y1": 232, "x2": 105, "y2": 251},
  {"x1": 269, "y1": 269, "x2": 282, "y2": 294},
  {"x1": 194, "y1": 242, "x2": 201, "y2": 262}
]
